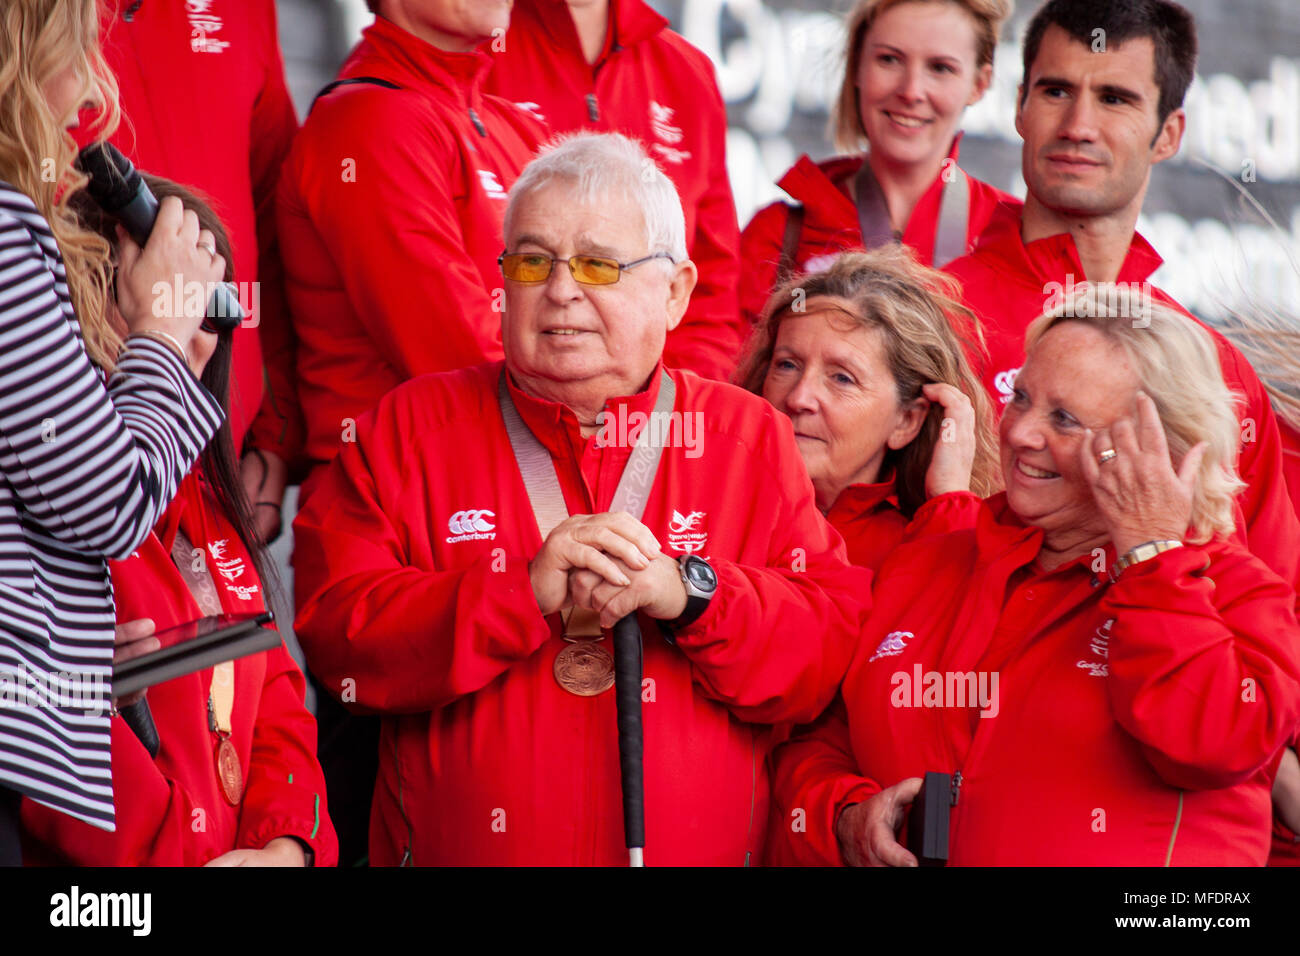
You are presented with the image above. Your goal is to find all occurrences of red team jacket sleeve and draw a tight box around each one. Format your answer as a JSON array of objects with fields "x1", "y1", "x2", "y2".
[
  {"x1": 670, "y1": 416, "x2": 871, "y2": 724},
  {"x1": 244, "y1": 3, "x2": 306, "y2": 470},
  {"x1": 662, "y1": 76, "x2": 744, "y2": 381},
  {"x1": 292, "y1": 406, "x2": 551, "y2": 714},
  {"x1": 1216, "y1": 339, "x2": 1300, "y2": 590},
  {"x1": 767, "y1": 696, "x2": 882, "y2": 866},
  {"x1": 1102, "y1": 544, "x2": 1300, "y2": 791},
  {"x1": 901, "y1": 490, "x2": 983, "y2": 543},
  {"x1": 235, "y1": 644, "x2": 339, "y2": 865},
  {"x1": 290, "y1": 93, "x2": 505, "y2": 380}
]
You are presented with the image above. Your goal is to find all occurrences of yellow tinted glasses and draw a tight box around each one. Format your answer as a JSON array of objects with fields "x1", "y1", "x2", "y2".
[{"x1": 498, "y1": 251, "x2": 673, "y2": 285}]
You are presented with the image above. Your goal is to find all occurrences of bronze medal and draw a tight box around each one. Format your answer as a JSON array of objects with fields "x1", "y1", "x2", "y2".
[
  {"x1": 215, "y1": 737, "x2": 243, "y2": 805},
  {"x1": 554, "y1": 641, "x2": 615, "y2": 696}
]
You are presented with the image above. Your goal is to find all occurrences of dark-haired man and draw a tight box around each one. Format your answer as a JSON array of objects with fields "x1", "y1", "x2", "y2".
[{"x1": 942, "y1": 0, "x2": 1300, "y2": 864}]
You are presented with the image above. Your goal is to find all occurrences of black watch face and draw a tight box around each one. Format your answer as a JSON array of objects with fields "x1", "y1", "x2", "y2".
[{"x1": 684, "y1": 557, "x2": 716, "y2": 591}]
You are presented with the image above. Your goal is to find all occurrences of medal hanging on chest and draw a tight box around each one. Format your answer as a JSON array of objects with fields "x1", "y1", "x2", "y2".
[
  {"x1": 208, "y1": 661, "x2": 243, "y2": 805},
  {"x1": 554, "y1": 607, "x2": 615, "y2": 696},
  {"x1": 497, "y1": 368, "x2": 677, "y2": 701}
]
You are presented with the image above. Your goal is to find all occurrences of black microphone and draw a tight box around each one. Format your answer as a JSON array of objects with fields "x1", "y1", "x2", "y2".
[{"x1": 75, "y1": 141, "x2": 243, "y2": 333}]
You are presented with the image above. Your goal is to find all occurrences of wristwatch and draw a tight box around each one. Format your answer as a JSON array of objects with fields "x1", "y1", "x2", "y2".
[
  {"x1": 1108, "y1": 539, "x2": 1183, "y2": 583},
  {"x1": 660, "y1": 555, "x2": 717, "y2": 641}
]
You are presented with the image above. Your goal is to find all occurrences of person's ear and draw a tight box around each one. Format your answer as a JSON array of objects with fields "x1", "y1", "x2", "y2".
[
  {"x1": 664, "y1": 259, "x2": 698, "y2": 333},
  {"x1": 1150, "y1": 106, "x2": 1185, "y2": 164},
  {"x1": 968, "y1": 63, "x2": 993, "y2": 106},
  {"x1": 1014, "y1": 83, "x2": 1026, "y2": 138},
  {"x1": 886, "y1": 396, "x2": 931, "y2": 450}
]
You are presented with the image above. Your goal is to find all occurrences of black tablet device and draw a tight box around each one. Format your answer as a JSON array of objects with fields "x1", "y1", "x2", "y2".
[{"x1": 112, "y1": 611, "x2": 278, "y2": 698}]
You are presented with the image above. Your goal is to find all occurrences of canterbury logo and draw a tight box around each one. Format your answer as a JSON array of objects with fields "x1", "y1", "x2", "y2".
[
  {"x1": 449, "y1": 510, "x2": 495, "y2": 535},
  {"x1": 868, "y1": 630, "x2": 914, "y2": 663}
]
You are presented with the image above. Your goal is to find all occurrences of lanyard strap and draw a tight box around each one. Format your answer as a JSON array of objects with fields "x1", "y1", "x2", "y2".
[
  {"x1": 497, "y1": 369, "x2": 677, "y2": 539},
  {"x1": 853, "y1": 159, "x2": 971, "y2": 267},
  {"x1": 173, "y1": 525, "x2": 235, "y2": 735}
]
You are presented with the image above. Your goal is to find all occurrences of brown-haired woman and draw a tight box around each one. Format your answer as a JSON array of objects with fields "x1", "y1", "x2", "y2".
[
  {"x1": 0, "y1": 0, "x2": 225, "y2": 862},
  {"x1": 739, "y1": 0, "x2": 1015, "y2": 327},
  {"x1": 737, "y1": 246, "x2": 999, "y2": 572}
]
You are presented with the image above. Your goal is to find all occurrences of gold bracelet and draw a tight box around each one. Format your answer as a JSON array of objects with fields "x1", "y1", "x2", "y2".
[{"x1": 134, "y1": 329, "x2": 188, "y2": 363}]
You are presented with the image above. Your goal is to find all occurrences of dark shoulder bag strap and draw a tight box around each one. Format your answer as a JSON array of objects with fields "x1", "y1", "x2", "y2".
[
  {"x1": 777, "y1": 201, "x2": 806, "y2": 285},
  {"x1": 309, "y1": 76, "x2": 403, "y2": 115}
]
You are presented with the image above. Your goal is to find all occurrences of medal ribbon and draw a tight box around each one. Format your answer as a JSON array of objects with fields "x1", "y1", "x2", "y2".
[
  {"x1": 498, "y1": 369, "x2": 676, "y2": 653},
  {"x1": 853, "y1": 156, "x2": 970, "y2": 267},
  {"x1": 497, "y1": 369, "x2": 677, "y2": 537}
]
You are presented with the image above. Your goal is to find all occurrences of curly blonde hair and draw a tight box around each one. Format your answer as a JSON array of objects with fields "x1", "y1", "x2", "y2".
[
  {"x1": 0, "y1": 0, "x2": 121, "y2": 369},
  {"x1": 737, "y1": 246, "x2": 1000, "y2": 516},
  {"x1": 832, "y1": 0, "x2": 1012, "y2": 153},
  {"x1": 1025, "y1": 288, "x2": 1245, "y2": 544}
]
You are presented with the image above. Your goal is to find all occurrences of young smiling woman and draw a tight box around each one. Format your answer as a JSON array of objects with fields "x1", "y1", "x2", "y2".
[{"x1": 739, "y1": 0, "x2": 1015, "y2": 327}]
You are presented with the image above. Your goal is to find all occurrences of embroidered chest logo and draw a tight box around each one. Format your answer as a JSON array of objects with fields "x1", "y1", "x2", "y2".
[
  {"x1": 994, "y1": 368, "x2": 1020, "y2": 405},
  {"x1": 1077, "y1": 617, "x2": 1113, "y2": 677},
  {"x1": 188, "y1": 1, "x2": 230, "y2": 55},
  {"x1": 666, "y1": 509, "x2": 708, "y2": 554},
  {"x1": 477, "y1": 170, "x2": 507, "y2": 200},
  {"x1": 869, "y1": 630, "x2": 915, "y2": 662},
  {"x1": 206, "y1": 539, "x2": 259, "y2": 602},
  {"x1": 446, "y1": 509, "x2": 497, "y2": 544},
  {"x1": 649, "y1": 101, "x2": 692, "y2": 165}
]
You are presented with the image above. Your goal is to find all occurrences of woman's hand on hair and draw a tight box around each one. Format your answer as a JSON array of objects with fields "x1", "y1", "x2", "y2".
[
  {"x1": 1081, "y1": 391, "x2": 1206, "y2": 556},
  {"x1": 922, "y1": 383, "x2": 976, "y2": 497},
  {"x1": 835, "y1": 777, "x2": 922, "y2": 867},
  {"x1": 114, "y1": 196, "x2": 225, "y2": 348}
]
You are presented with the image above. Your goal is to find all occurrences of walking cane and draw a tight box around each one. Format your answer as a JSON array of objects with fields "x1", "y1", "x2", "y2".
[{"x1": 612, "y1": 613, "x2": 645, "y2": 866}]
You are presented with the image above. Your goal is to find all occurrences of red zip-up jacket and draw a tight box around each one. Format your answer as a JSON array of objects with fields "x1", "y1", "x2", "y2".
[
  {"x1": 20, "y1": 489, "x2": 337, "y2": 867},
  {"x1": 90, "y1": 0, "x2": 301, "y2": 457},
  {"x1": 278, "y1": 16, "x2": 544, "y2": 485},
  {"x1": 292, "y1": 360, "x2": 872, "y2": 865},
  {"x1": 739, "y1": 140, "x2": 1018, "y2": 327},
  {"x1": 484, "y1": 0, "x2": 742, "y2": 381},
  {"x1": 944, "y1": 211, "x2": 1300, "y2": 594},
  {"x1": 770, "y1": 494, "x2": 1300, "y2": 866}
]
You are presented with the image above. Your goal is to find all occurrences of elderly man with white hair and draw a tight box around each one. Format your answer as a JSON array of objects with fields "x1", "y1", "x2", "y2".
[{"x1": 292, "y1": 132, "x2": 871, "y2": 866}]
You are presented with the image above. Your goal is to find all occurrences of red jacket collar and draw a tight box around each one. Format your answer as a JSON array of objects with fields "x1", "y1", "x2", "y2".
[
  {"x1": 519, "y1": 0, "x2": 667, "y2": 60},
  {"x1": 977, "y1": 493, "x2": 1120, "y2": 579},
  {"x1": 348, "y1": 15, "x2": 494, "y2": 108},
  {"x1": 779, "y1": 135, "x2": 965, "y2": 217},
  {"x1": 504, "y1": 360, "x2": 668, "y2": 461},
  {"x1": 972, "y1": 210, "x2": 1166, "y2": 288},
  {"x1": 825, "y1": 472, "x2": 899, "y2": 522}
]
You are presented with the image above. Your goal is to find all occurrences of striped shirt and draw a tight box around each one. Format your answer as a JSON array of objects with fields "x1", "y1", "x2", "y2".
[{"x1": 0, "y1": 182, "x2": 223, "y2": 830}]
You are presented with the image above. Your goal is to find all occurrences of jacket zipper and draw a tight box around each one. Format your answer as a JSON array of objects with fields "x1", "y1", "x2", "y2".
[
  {"x1": 123, "y1": 0, "x2": 143, "y2": 21},
  {"x1": 468, "y1": 107, "x2": 487, "y2": 137},
  {"x1": 950, "y1": 771, "x2": 963, "y2": 806},
  {"x1": 585, "y1": 93, "x2": 600, "y2": 123}
]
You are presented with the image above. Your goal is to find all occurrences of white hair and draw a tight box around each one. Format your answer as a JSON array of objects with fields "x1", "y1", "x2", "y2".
[{"x1": 503, "y1": 132, "x2": 688, "y2": 265}]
